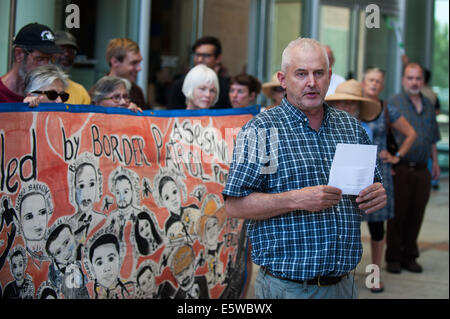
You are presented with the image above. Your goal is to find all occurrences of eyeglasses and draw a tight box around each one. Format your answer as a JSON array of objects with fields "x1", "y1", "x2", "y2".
[
  {"x1": 32, "y1": 90, "x2": 70, "y2": 102},
  {"x1": 102, "y1": 94, "x2": 130, "y2": 103},
  {"x1": 194, "y1": 52, "x2": 214, "y2": 59},
  {"x1": 24, "y1": 49, "x2": 55, "y2": 64},
  {"x1": 60, "y1": 46, "x2": 77, "y2": 56}
]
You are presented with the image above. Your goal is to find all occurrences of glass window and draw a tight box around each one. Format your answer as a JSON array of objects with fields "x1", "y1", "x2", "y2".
[
  {"x1": 269, "y1": 0, "x2": 302, "y2": 77},
  {"x1": 319, "y1": 5, "x2": 351, "y2": 79},
  {"x1": 433, "y1": 0, "x2": 449, "y2": 172}
]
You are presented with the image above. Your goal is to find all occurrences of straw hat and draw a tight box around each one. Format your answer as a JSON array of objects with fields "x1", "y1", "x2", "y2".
[
  {"x1": 262, "y1": 72, "x2": 282, "y2": 99},
  {"x1": 325, "y1": 79, "x2": 381, "y2": 121}
]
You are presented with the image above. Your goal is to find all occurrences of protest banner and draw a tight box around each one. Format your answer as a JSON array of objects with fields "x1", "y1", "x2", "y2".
[{"x1": 0, "y1": 103, "x2": 259, "y2": 299}]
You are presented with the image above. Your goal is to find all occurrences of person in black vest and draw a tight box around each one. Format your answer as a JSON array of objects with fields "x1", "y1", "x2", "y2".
[{"x1": 167, "y1": 36, "x2": 231, "y2": 109}]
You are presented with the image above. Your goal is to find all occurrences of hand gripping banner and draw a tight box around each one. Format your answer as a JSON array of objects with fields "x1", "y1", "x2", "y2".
[{"x1": 0, "y1": 103, "x2": 259, "y2": 299}]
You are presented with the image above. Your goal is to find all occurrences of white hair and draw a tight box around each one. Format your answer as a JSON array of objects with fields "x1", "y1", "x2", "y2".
[
  {"x1": 182, "y1": 64, "x2": 219, "y2": 105},
  {"x1": 90, "y1": 76, "x2": 131, "y2": 104},
  {"x1": 24, "y1": 64, "x2": 69, "y2": 94},
  {"x1": 281, "y1": 37, "x2": 329, "y2": 73}
]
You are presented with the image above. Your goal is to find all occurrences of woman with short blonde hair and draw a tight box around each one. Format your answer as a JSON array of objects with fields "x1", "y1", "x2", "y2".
[{"x1": 182, "y1": 64, "x2": 219, "y2": 110}]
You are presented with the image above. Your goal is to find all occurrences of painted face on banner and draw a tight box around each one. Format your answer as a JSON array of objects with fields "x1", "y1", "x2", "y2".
[
  {"x1": 138, "y1": 218, "x2": 152, "y2": 240},
  {"x1": 205, "y1": 217, "x2": 219, "y2": 249},
  {"x1": 20, "y1": 193, "x2": 48, "y2": 241},
  {"x1": 175, "y1": 261, "x2": 195, "y2": 290},
  {"x1": 138, "y1": 267, "x2": 156, "y2": 293},
  {"x1": 75, "y1": 164, "x2": 98, "y2": 212},
  {"x1": 11, "y1": 254, "x2": 26, "y2": 283},
  {"x1": 48, "y1": 226, "x2": 77, "y2": 266},
  {"x1": 91, "y1": 243, "x2": 120, "y2": 288},
  {"x1": 161, "y1": 180, "x2": 181, "y2": 213},
  {"x1": 114, "y1": 178, "x2": 133, "y2": 209}
]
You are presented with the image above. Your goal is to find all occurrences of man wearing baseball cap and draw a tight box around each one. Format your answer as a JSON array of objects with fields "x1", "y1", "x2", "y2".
[
  {"x1": 0, "y1": 22, "x2": 62, "y2": 103},
  {"x1": 53, "y1": 30, "x2": 91, "y2": 105}
]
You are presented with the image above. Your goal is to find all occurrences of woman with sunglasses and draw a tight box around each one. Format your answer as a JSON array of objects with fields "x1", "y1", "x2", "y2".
[
  {"x1": 23, "y1": 64, "x2": 70, "y2": 107},
  {"x1": 90, "y1": 76, "x2": 142, "y2": 112}
]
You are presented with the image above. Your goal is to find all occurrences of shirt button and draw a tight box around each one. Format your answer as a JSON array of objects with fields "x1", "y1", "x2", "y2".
[
  {"x1": 337, "y1": 261, "x2": 341, "y2": 265},
  {"x1": 336, "y1": 207, "x2": 340, "y2": 212},
  {"x1": 339, "y1": 235, "x2": 342, "y2": 240}
]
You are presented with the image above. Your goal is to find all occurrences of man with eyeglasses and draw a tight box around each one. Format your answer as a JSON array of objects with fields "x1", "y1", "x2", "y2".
[
  {"x1": 167, "y1": 36, "x2": 231, "y2": 109},
  {"x1": 0, "y1": 23, "x2": 62, "y2": 103},
  {"x1": 54, "y1": 30, "x2": 91, "y2": 105}
]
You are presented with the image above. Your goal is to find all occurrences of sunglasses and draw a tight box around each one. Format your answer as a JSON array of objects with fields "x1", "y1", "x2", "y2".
[{"x1": 32, "y1": 90, "x2": 70, "y2": 102}]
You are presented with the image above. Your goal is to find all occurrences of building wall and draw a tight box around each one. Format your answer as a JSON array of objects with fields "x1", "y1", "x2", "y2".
[{"x1": 203, "y1": 0, "x2": 251, "y2": 76}]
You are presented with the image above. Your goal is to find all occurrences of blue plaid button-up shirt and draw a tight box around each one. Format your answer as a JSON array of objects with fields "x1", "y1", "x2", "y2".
[{"x1": 223, "y1": 98, "x2": 382, "y2": 281}]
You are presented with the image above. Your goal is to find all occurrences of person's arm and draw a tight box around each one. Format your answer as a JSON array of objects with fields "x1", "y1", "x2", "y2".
[
  {"x1": 431, "y1": 144, "x2": 440, "y2": 180},
  {"x1": 379, "y1": 115, "x2": 417, "y2": 164},
  {"x1": 225, "y1": 185, "x2": 342, "y2": 220}
]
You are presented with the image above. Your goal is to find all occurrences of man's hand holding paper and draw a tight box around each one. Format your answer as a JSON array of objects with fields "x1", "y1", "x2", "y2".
[
  {"x1": 328, "y1": 143, "x2": 387, "y2": 214},
  {"x1": 355, "y1": 182, "x2": 387, "y2": 214}
]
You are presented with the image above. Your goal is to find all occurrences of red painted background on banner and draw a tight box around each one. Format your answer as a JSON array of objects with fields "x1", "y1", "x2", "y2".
[{"x1": 0, "y1": 108, "x2": 252, "y2": 299}]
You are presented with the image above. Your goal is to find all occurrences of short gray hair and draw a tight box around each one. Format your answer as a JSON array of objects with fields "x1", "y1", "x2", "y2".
[
  {"x1": 281, "y1": 38, "x2": 329, "y2": 73},
  {"x1": 24, "y1": 64, "x2": 68, "y2": 94},
  {"x1": 182, "y1": 64, "x2": 219, "y2": 105},
  {"x1": 90, "y1": 76, "x2": 131, "y2": 104}
]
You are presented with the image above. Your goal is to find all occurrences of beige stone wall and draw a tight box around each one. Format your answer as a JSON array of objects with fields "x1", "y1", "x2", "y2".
[{"x1": 203, "y1": 0, "x2": 251, "y2": 77}]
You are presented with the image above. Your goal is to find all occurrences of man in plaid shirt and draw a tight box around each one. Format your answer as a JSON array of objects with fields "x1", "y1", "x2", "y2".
[{"x1": 223, "y1": 38, "x2": 387, "y2": 299}]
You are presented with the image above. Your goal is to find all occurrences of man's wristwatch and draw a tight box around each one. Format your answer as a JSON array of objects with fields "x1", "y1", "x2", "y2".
[{"x1": 395, "y1": 151, "x2": 402, "y2": 158}]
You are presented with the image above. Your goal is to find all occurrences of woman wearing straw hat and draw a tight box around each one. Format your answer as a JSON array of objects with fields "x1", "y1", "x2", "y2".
[
  {"x1": 325, "y1": 79, "x2": 381, "y2": 125},
  {"x1": 261, "y1": 72, "x2": 285, "y2": 109},
  {"x1": 361, "y1": 68, "x2": 416, "y2": 285},
  {"x1": 326, "y1": 76, "x2": 416, "y2": 293}
]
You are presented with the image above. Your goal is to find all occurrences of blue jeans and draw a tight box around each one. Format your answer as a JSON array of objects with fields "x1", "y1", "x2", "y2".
[{"x1": 255, "y1": 267, "x2": 358, "y2": 299}]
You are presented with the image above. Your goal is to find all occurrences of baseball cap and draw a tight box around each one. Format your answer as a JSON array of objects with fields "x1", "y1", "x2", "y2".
[
  {"x1": 13, "y1": 23, "x2": 63, "y2": 54},
  {"x1": 54, "y1": 30, "x2": 79, "y2": 51}
]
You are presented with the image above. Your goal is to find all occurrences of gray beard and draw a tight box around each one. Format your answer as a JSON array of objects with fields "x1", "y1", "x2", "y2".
[{"x1": 18, "y1": 61, "x2": 28, "y2": 91}]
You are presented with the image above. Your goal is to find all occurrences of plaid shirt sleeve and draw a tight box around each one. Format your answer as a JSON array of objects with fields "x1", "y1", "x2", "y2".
[{"x1": 223, "y1": 119, "x2": 272, "y2": 198}]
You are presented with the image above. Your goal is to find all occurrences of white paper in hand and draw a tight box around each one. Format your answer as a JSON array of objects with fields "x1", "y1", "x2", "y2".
[{"x1": 328, "y1": 143, "x2": 378, "y2": 195}]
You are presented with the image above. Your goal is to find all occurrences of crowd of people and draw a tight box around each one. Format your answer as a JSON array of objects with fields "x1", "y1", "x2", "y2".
[{"x1": 0, "y1": 22, "x2": 442, "y2": 299}]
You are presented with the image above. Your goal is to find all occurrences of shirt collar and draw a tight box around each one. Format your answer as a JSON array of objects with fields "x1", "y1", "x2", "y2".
[
  {"x1": 280, "y1": 97, "x2": 331, "y2": 129},
  {"x1": 400, "y1": 89, "x2": 427, "y2": 105}
]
